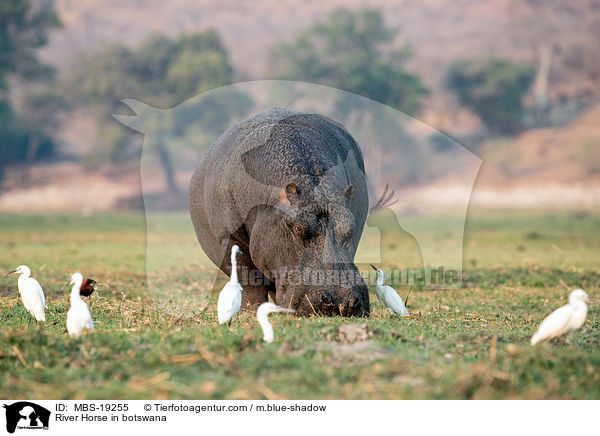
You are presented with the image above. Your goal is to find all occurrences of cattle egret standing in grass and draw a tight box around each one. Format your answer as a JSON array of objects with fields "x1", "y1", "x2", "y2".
[
  {"x1": 371, "y1": 265, "x2": 409, "y2": 316},
  {"x1": 66, "y1": 272, "x2": 94, "y2": 338},
  {"x1": 217, "y1": 245, "x2": 243, "y2": 325},
  {"x1": 257, "y1": 302, "x2": 296, "y2": 343},
  {"x1": 530, "y1": 289, "x2": 590, "y2": 345},
  {"x1": 3, "y1": 265, "x2": 45, "y2": 323}
]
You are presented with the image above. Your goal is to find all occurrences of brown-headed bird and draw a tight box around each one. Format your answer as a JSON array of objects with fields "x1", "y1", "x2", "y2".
[{"x1": 79, "y1": 278, "x2": 97, "y2": 297}]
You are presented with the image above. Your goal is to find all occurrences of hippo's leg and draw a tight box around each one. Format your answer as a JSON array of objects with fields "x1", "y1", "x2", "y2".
[
  {"x1": 241, "y1": 285, "x2": 271, "y2": 310},
  {"x1": 237, "y1": 258, "x2": 273, "y2": 311}
]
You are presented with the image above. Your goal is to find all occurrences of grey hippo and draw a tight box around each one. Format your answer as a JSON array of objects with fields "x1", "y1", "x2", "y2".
[{"x1": 189, "y1": 108, "x2": 370, "y2": 316}]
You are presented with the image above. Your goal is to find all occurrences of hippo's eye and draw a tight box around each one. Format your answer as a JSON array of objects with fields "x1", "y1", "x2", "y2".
[{"x1": 295, "y1": 224, "x2": 303, "y2": 235}]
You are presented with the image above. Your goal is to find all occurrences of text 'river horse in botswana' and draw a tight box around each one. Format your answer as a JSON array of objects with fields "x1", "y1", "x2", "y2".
[{"x1": 189, "y1": 108, "x2": 371, "y2": 316}]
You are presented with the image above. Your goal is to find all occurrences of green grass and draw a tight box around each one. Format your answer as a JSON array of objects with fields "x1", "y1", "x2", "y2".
[{"x1": 0, "y1": 209, "x2": 599, "y2": 399}]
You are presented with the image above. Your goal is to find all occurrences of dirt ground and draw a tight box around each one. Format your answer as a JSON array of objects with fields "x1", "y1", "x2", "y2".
[{"x1": 1, "y1": 164, "x2": 598, "y2": 213}]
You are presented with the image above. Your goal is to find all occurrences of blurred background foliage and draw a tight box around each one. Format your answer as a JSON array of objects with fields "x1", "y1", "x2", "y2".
[
  {"x1": 67, "y1": 30, "x2": 233, "y2": 109},
  {"x1": 0, "y1": 0, "x2": 61, "y2": 182},
  {"x1": 0, "y1": 1, "x2": 598, "y2": 206},
  {"x1": 446, "y1": 58, "x2": 535, "y2": 134},
  {"x1": 62, "y1": 29, "x2": 246, "y2": 193},
  {"x1": 271, "y1": 8, "x2": 428, "y2": 115}
]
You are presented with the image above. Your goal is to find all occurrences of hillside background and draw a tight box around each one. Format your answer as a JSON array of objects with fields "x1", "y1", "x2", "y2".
[{"x1": 1, "y1": 0, "x2": 599, "y2": 212}]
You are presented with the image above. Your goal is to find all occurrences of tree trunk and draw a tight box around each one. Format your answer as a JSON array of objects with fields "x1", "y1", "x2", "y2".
[
  {"x1": 156, "y1": 141, "x2": 178, "y2": 194},
  {"x1": 22, "y1": 133, "x2": 41, "y2": 184},
  {"x1": 533, "y1": 41, "x2": 551, "y2": 124}
]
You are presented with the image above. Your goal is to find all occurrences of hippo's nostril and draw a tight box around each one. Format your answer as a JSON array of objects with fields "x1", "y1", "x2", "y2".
[
  {"x1": 319, "y1": 291, "x2": 340, "y2": 316},
  {"x1": 341, "y1": 293, "x2": 369, "y2": 317},
  {"x1": 320, "y1": 292, "x2": 336, "y2": 306}
]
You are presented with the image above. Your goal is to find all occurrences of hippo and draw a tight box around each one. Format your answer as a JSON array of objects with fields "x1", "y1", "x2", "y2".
[{"x1": 189, "y1": 108, "x2": 370, "y2": 316}]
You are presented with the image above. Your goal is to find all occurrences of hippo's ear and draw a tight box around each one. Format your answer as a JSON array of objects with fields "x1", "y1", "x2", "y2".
[
  {"x1": 343, "y1": 184, "x2": 354, "y2": 200},
  {"x1": 279, "y1": 182, "x2": 298, "y2": 205}
]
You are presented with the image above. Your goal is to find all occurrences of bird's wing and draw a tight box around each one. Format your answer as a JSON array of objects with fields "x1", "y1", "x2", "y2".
[
  {"x1": 69, "y1": 302, "x2": 94, "y2": 333},
  {"x1": 22, "y1": 279, "x2": 46, "y2": 321},
  {"x1": 217, "y1": 283, "x2": 236, "y2": 323},
  {"x1": 382, "y1": 285, "x2": 409, "y2": 316},
  {"x1": 532, "y1": 305, "x2": 574, "y2": 343},
  {"x1": 217, "y1": 295, "x2": 228, "y2": 323},
  {"x1": 566, "y1": 305, "x2": 587, "y2": 331},
  {"x1": 86, "y1": 306, "x2": 94, "y2": 330},
  {"x1": 66, "y1": 307, "x2": 77, "y2": 335},
  {"x1": 232, "y1": 289, "x2": 242, "y2": 315},
  {"x1": 29, "y1": 278, "x2": 45, "y2": 307}
]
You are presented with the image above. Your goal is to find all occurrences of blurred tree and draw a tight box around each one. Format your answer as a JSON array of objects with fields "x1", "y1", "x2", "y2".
[
  {"x1": 0, "y1": 0, "x2": 61, "y2": 185},
  {"x1": 271, "y1": 8, "x2": 428, "y2": 114},
  {"x1": 0, "y1": 101, "x2": 55, "y2": 183},
  {"x1": 68, "y1": 31, "x2": 233, "y2": 109},
  {"x1": 446, "y1": 58, "x2": 535, "y2": 134},
  {"x1": 0, "y1": 0, "x2": 60, "y2": 95},
  {"x1": 66, "y1": 30, "x2": 243, "y2": 194},
  {"x1": 0, "y1": 103, "x2": 26, "y2": 183},
  {"x1": 19, "y1": 89, "x2": 68, "y2": 181}
]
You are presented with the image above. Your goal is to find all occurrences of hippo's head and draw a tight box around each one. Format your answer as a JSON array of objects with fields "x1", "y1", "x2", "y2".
[
  {"x1": 230, "y1": 113, "x2": 371, "y2": 317},
  {"x1": 247, "y1": 173, "x2": 370, "y2": 317}
]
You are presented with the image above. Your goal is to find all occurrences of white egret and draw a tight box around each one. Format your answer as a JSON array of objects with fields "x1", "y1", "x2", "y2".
[
  {"x1": 371, "y1": 265, "x2": 409, "y2": 316},
  {"x1": 530, "y1": 288, "x2": 590, "y2": 345},
  {"x1": 66, "y1": 272, "x2": 94, "y2": 338},
  {"x1": 256, "y1": 302, "x2": 296, "y2": 343},
  {"x1": 3, "y1": 265, "x2": 46, "y2": 323},
  {"x1": 217, "y1": 245, "x2": 243, "y2": 325}
]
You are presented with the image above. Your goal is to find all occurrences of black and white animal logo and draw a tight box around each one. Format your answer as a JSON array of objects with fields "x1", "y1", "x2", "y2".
[{"x1": 3, "y1": 402, "x2": 50, "y2": 433}]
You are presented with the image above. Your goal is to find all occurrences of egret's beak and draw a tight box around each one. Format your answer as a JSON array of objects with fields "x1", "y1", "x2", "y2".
[
  {"x1": 2, "y1": 269, "x2": 17, "y2": 277},
  {"x1": 370, "y1": 264, "x2": 377, "y2": 271},
  {"x1": 60, "y1": 280, "x2": 70, "y2": 289},
  {"x1": 589, "y1": 298, "x2": 600, "y2": 304},
  {"x1": 404, "y1": 287, "x2": 413, "y2": 307}
]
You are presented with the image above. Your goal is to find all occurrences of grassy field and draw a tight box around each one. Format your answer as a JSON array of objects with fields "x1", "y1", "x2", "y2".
[{"x1": 0, "y1": 209, "x2": 599, "y2": 399}]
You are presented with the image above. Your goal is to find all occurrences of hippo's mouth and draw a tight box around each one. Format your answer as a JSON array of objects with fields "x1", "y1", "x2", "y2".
[{"x1": 293, "y1": 288, "x2": 369, "y2": 317}]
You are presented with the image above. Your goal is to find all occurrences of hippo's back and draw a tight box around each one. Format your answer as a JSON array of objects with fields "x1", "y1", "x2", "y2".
[{"x1": 189, "y1": 108, "x2": 367, "y2": 266}]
